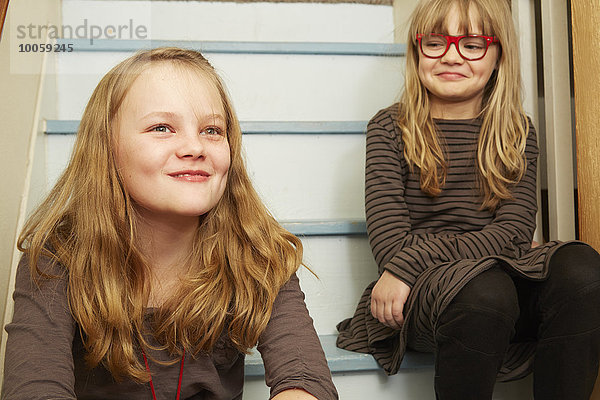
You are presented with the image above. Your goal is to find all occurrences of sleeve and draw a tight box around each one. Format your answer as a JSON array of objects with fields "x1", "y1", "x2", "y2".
[
  {"x1": 365, "y1": 116, "x2": 538, "y2": 287},
  {"x1": 257, "y1": 274, "x2": 338, "y2": 400},
  {"x1": 2, "y1": 255, "x2": 77, "y2": 400}
]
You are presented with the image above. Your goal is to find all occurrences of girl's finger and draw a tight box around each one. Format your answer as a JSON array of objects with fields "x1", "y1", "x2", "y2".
[
  {"x1": 370, "y1": 298, "x2": 379, "y2": 322},
  {"x1": 384, "y1": 301, "x2": 400, "y2": 329},
  {"x1": 392, "y1": 299, "x2": 404, "y2": 326}
]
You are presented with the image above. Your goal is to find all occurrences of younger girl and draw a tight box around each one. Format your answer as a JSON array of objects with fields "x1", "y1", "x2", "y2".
[
  {"x1": 337, "y1": 0, "x2": 600, "y2": 398},
  {"x1": 3, "y1": 48, "x2": 338, "y2": 400}
]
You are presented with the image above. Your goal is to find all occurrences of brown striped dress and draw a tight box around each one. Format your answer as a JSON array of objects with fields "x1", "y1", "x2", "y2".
[{"x1": 336, "y1": 104, "x2": 574, "y2": 381}]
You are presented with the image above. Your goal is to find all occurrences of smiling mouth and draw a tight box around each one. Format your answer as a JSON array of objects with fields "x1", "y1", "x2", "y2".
[
  {"x1": 172, "y1": 173, "x2": 208, "y2": 177},
  {"x1": 437, "y1": 72, "x2": 466, "y2": 79},
  {"x1": 169, "y1": 170, "x2": 211, "y2": 180}
]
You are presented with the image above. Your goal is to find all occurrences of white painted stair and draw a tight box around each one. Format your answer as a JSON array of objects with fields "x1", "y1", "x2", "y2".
[{"x1": 33, "y1": 1, "x2": 533, "y2": 398}]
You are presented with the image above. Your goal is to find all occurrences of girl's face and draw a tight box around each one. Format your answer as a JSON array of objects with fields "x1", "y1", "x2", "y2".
[
  {"x1": 418, "y1": 4, "x2": 499, "y2": 118},
  {"x1": 114, "y1": 62, "x2": 231, "y2": 224}
]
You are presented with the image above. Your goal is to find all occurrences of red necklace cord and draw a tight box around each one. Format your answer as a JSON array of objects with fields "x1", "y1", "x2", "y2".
[{"x1": 142, "y1": 348, "x2": 186, "y2": 400}]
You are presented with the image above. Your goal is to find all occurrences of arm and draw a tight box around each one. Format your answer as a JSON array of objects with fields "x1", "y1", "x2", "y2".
[
  {"x1": 2, "y1": 255, "x2": 77, "y2": 400},
  {"x1": 365, "y1": 117, "x2": 458, "y2": 287},
  {"x1": 257, "y1": 274, "x2": 338, "y2": 400},
  {"x1": 366, "y1": 116, "x2": 538, "y2": 288}
]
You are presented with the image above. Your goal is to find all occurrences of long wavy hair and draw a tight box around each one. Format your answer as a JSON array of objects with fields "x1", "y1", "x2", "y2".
[
  {"x1": 400, "y1": 0, "x2": 529, "y2": 210},
  {"x1": 17, "y1": 47, "x2": 303, "y2": 381}
]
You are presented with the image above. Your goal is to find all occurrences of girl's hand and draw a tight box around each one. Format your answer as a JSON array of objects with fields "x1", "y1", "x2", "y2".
[{"x1": 371, "y1": 270, "x2": 411, "y2": 329}]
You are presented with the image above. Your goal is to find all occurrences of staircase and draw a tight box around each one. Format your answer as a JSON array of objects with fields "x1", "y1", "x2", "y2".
[{"x1": 33, "y1": 0, "x2": 533, "y2": 398}]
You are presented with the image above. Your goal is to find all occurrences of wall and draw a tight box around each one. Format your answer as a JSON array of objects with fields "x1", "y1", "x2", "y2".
[
  {"x1": 0, "y1": 0, "x2": 60, "y2": 353},
  {"x1": 392, "y1": 0, "x2": 419, "y2": 43}
]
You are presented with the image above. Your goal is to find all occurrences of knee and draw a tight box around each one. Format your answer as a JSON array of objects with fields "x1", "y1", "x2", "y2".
[
  {"x1": 542, "y1": 244, "x2": 600, "y2": 336},
  {"x1": 436, "y1": 268, "x2": 518, "y2": 353},
  {"x1": 547, "y1": 244, "x2": 600, "y2": 299},
  {"x1": 449, "y1": 267, "x2": 520, "y2": 323}
]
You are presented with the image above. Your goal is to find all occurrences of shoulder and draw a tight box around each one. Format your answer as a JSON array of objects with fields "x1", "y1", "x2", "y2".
[
  {"x1": 18, "y1": 250, "x2": 67, "y2": 276},
  {"x1": 15, "y1": 252, "x2": 69, "y2": 295},
  {"x1": 367, "y1": 103, "x2": 402, "y2": 144},
  {"x1": 370, "y1": 103, "x2": 399, "y2": 124},
  {"x1": 523, "y1": 116, "x2": 539, "y2": 158},
  {"x1": 523, "y1": 115, "x2": 537, "y2": 136},
  {"x1": 368, "y1": 104, "x2": 400, "y2": 134}
]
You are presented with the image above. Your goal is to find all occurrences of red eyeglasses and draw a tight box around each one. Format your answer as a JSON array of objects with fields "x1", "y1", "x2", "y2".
[{"x1": 416, "y1": 33, "x2": 499, "y2": 61}]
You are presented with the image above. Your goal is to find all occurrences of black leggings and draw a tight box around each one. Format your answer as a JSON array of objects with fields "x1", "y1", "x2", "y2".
[{"x1": 434, "y1": 244, "x2": 600, "y2": 400}]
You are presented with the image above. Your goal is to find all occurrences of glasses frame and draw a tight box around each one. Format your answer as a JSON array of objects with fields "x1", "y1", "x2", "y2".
[{"x1": 416, "y1": 33, "x2": 499, "y2": 61}]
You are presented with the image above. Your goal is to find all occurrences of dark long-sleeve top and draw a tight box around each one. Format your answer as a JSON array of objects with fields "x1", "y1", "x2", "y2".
[
  {"x1": 337, "y1": 104, "x2": 574, "y2": 380},
  {"x1": 3, "y1": 255, "x2": 338, "y2": 400},
  {"x1": 365, "y1": 106, "x2": 538, "y2": 286}
]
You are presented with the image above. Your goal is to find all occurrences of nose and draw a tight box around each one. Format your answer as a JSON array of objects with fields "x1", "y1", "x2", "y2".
[
  {"x1": 441, "y1": 42, "x2": 464, "y2": 64},
  {"x1": 176, "y1": 129, "x2": 205, "y2": 159}
]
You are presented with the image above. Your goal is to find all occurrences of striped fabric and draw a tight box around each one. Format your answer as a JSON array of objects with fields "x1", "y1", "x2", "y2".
[{"x1": 336, "y1": 104, "x2": 573, "y2": 380}]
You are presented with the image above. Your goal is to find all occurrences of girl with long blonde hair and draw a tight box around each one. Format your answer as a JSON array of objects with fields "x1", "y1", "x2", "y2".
[
  {"x1": 337, "y1": 0, "x2": 600, "y2": 398},
  {"x1": 3, "y1": 47, "x2": 338, "y2": 400}
]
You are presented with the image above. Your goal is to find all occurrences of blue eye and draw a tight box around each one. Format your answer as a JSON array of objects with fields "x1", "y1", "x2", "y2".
[
  {"x1": 151, "y1": 125, "x2": 174, "y2": 133},
  {"x1": 202, "y1": 127, "x2": 223, "y2": 136}
]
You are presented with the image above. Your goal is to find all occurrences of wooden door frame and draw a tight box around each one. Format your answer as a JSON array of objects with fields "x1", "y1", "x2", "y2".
[
  {"x1": 570, "y1": 1, "x2": 600, "y2": 397},
  {"x1": 0, "y1": 0, "x2": 9, "y2": 41}
]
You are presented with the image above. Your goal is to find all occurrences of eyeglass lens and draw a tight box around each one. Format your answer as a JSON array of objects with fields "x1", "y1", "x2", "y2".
[{"x1": 421, "y1": 34, "x2": 488, "y2": 60}]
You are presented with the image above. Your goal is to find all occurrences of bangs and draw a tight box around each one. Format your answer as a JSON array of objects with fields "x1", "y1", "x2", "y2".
[{"x1": 415, "y1": 0, "x2": 495, "y2": 37}]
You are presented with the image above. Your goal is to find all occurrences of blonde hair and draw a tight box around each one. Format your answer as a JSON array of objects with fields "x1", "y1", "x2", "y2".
[
  {"x1": 400, "y1": 0, "x2": 529, "y2": 210},
  {"x1": 18, "y1": 47, "x2": 302, "y2": 381}
]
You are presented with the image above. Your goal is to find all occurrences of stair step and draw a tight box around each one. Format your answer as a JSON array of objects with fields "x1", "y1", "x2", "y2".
[
  {"x1": 282, "y1": 220, "x2": 366, "y2": 236},
  {"x1": 57, "y1": 39, "x2": 405, "y2": 57},
  {"x1": 245, "y1": 334, "x2": 434, "y2": 377},
  {"x1": 44, "y1": 120, "x2": 369, "y2": 136}
]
